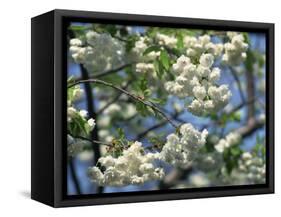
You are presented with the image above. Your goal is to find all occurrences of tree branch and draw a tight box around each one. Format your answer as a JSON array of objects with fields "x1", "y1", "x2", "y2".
[
  {"x1": 97, "y1": 79, "x2": 132, "y2": 115},
  {"x1": 135, "y1": 111, "x2": 183, "y2": 141},
  {"x1": 245, "y1": 66, "x2": 255, "y2": 120},
  {"x1": 69, "y1": 79, "x2": 178, "y2": 129},
  {"x1": 159, "y1": 117, "x2": 265, "y2": 189},
  {"x1": 69, "y1": 134, "x2": 113, "y2": 147},
  {"x1": 79, "y1": 65, "x2": 104, "y2": 194}
]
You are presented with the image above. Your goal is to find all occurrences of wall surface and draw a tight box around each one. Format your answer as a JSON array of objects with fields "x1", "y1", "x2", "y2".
[{"x1": 0, "y1": 0, "x2": 279, "y2": 215}]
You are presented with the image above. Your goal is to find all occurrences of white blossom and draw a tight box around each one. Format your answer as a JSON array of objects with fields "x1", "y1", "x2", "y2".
[
  {"x1": 193, "y1": 86, "x2": 207, "y2": 100},
  {"x1": 98, "y1": 129, "x2": 114, "y2": 143},
  {"x1": 155, "y1": 33, "x2": 177, "y2": 48},
  {"x1": 122, "y1": 104, "x2": 137, "y2": 119},
  {"x1": 103, "y1": 103, "x2": 122, "y2": 115},
  {"x1": 67, "y1": 105, "x2": 96, "y2": 135},
  {"x1": 87, "y1": 118, "x2": 96, "y2": 128},
  {"x1": 70, "y1": 38, "x2": 83, "y2": 46},
  {"x1": 195, "y1": 151, "x2": 223, "y2": 171},
  {"x1": 209, "y1": 67, "x2": 221, "y2": 83},
  {"x1": 67, "y1": 135, "x2": 91, "y2": 157},
  {"x1": 78, "y1": 150, "x2": 94, "y2": 162},
  {"x1": 160, "y1": 124, "x2": 208, "y2": 167},
  {"x1": 69, "y1": 31, "x2": 125, "y2": 72},
  {"x1": 165, "y1": 54, "x2": 231, "y2": 116},
  {"x1": 237, "y1": 152, "x2": 266, "y2": 184},
  {"x1": 79, "y1": 110, "x2": 88, "y2": 118},
  {"x1": 183, "y1": 34, "x2": 223, "y2": 58},
  {"x1": 97, "y1": 116, "x2": 111, "y2": 128},
  {"x1": 131, "y1": 36, "x2": 160, "y2": 61},
  {"x1": 88, "y1": 141, "x2": 164, "y2": 186},
  {"x1": 222, "y1": 32, "x2": 248, "y2": 65},
  {"x1": 136, "y1": 63, "x2": 155, "y2": 74},
  {"x1": 189, "y1": 172, "x2": 210, "y2": 187},
  {"x1": 214, "y1": 132, "x2": 241, "y2": 153},
  {"x1": 258, "y1": 113, "x2": 266, "y2": 123},
  {"x1": 199, "y1": 53, "x2": 214, "y2": 68},
  {"x1": 68, "y1": 85, "x2": 84, "y2": 103},
  {"x1": 67, "y1": 107, "x2": 77, "y2": 119}
]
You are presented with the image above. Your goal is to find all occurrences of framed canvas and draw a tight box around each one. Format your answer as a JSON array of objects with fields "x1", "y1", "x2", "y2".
[{"x1": 31, "y1": 9, "x2": 274, "y2": 207}]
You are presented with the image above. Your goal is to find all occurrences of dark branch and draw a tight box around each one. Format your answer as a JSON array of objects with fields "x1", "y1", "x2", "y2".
[
  {"x1": 69, "y1": 134, "x2": 113, "y2": 146},
  {"x1": 97, "y1": 80, "x2": 132, "y2": 115},
  {"x1": 69, "y1": 78, "x2": 178, "y2": 129},
  {"x1": 245, "y1": 66, "x2": 255, "y2": 120},
  {"x1": 135, "y1": 111, "x2": 183, "y2": 141},
  {"x1": 79, "y1": 65, "x2": 104, "y2": 194}
]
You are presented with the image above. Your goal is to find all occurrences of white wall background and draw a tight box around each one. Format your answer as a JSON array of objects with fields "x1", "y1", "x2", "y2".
[{"x1": 0, "y1": 0, "x2": 279, "y2": 215}]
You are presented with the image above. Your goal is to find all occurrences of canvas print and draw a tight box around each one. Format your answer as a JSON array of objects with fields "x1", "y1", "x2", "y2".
[{"x1": 66, "y1": 22, "x2": 266, "y2": 195}]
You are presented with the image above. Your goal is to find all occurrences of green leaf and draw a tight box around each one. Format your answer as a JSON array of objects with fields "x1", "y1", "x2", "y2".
[
  {"x1": 139, "y1": 77, "x2": 148, "y2": 92},
  {"x1": 176, "y1": 33, "x2": 184, "y2": 49},
  {"x1": 210, "y1": 113, "x2": 218, "y2": 121},
  {"x1": 223, "y1": 146, "x2": 242, "y2": 174},
  {"x1": 69, "y1": 25, "x2": 87, "y2": 32},
  {"x1": 154, "y1": 60, "x2": 164, "y2": 79},
  {"x1": 150, "y1": 98, "x2": 165, "y2": 105},
  {"x1": 125, "y1": 35, "x2": 139, "y2": 52},
  {"x1": 117, "y1": 128, "x2": 125, "y2": 140},
  {"x1": 135, "y1": 102, "x2": 153, "y2": 117},
  {"x1": 143, "y1": 45, "x2": 162, "y2": 56},
  {"x1": 143, "y1": 89, "x2": 151, "y2": 97},
  {"x1": 104, "y1": 25, "x2": 117, "y2": 36},
  {"x1": 160, "y1": 50, "x2": 170, "y2": 71}
]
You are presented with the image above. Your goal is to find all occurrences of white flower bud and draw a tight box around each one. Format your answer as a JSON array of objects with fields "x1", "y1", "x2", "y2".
[{"x1": 199, "y1": 53, "x2": 214, "y2": 68}]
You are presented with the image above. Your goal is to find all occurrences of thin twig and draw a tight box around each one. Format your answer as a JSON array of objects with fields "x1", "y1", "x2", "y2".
[
  {"x1": 135, "y1": 120, "x2": 168, "y2": 141},
  {"x1": 97, "y1": 80, "x2": 132, "y2": 115},
  {"x1": 68, "y1": 79, "x2": 178, "y2": 129},
  {"x1": 71, "y1": 134, "x2": 113, "y2": 146},
  {"x1": 226, "y1": 97, "x2": 256, "y2": 115},
  {"x1": 135, "y1": 111, "x2": 183, "y2": 141}
]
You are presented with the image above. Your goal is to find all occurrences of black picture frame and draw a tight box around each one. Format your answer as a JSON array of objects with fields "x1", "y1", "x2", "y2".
[{"x1": 31, "y1": 9, "x2": 274, "y2": 207}]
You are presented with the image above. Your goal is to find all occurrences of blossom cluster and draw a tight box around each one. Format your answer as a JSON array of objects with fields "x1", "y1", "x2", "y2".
[
  {"x1": 67, "y1": 85, "x2": 84, "y2": 106},
  {"x1": 155, "y1": 33, "x2": 177, "y2": 48},
  {"x1": 214, "y1": 132, "x2": 241, "y2": 153},
  {"x1": 183, "y1": 34, "x2": 223, "y2": 58},
  {"x1": 67, "y1": 85, "x2": 96, "y2": 138},
  {"x1": 132, "y1": 36, "x2": 160, "y2": 61},
  {"x1": 87, "y1": 123, "x2": 208, "y2": 185},
  {"x1": 136, "y1": 63, "x2": 155, "y2": 74},
  {"x1": 131, "y1": 36, "x2": 159, "y2": 75},
  {"x1": 88, "y1": 141, "x2": 164, "y2": 186},
  {"x1": 222, "y1": 32, "x2": 249, "y2": 65},
  {"x1": 67, "y1": 134, "x2": 91, "y2": 157},
  {"x1": 165, "y1": 54, "x2": 232, "y2": 116},
  {"x1": 69, "y1": 31, "x2": 125, "y2": 72},
  {"x1": 67, "y1": 107, "x2": 96, "y2": 133},
  {"x1": 237, "y1": 152, "x2": 266, "y2": 184},
  {"x1": 160, "y1": 123, "x2": 208, "y2": 167},
  {"x1": 195, "y1": 151, "x2": 223, "y2": 171}
]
